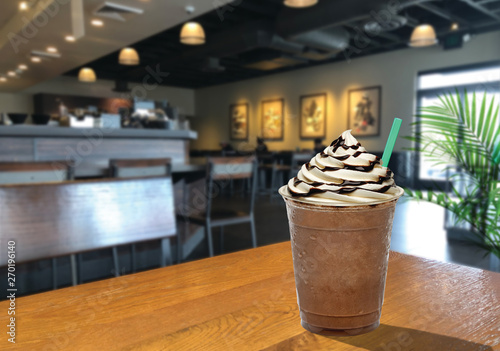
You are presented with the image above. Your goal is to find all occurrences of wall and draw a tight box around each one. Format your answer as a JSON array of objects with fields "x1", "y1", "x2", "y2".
[
  {"x1": 192, "y1": 30, "x2": 500, "y2": 152},
  {"x1": 0, "y1": 93, "x2": 33, "y2": 114},
  {"x1": 1, "y1": 76, "x2": 196, "y2": 116}
]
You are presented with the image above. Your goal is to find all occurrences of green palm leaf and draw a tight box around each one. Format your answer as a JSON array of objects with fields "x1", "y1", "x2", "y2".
[{"x1": 409, "y1": 89, "x2": 500, "y2": 258}]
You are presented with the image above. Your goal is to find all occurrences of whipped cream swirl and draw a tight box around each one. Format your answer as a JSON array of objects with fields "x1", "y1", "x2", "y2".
[{"x1": 285, "y1": 130, "x2": 399, "y2": 204}]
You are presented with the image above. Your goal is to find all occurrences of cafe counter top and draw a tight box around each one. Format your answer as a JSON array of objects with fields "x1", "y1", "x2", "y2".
[
  {"x1": 0, "y1": 126, "x2": 197, "y2": 177},
  {"x1": 0, "y1": 125, "x2": 197, "y2": 139}
]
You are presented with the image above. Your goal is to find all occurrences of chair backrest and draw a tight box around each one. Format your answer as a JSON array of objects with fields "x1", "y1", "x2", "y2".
[
  {"x1": 206, "y1": 157, "x2": 257, "y2": 215},
  {"x1": 109, "y1": 158, "x2": 171, "y2": 178},
  {"x1": 209, "y1": 156, "x2": 256, "y2": 180},
  {"x1": 0, "y1": 177, "x2": 176, "y2": 266},
  {"x1": 257, "y1": 152, "x2": 275, "y2": 166},
  {"x1": 0, "y1": 161, "x2": 73, "y2": 184}
]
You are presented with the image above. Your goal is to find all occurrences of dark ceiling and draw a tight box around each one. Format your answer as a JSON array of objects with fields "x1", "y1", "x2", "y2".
[{"x1": 66, "y1": 0, "x2": 500, "y2": 89}]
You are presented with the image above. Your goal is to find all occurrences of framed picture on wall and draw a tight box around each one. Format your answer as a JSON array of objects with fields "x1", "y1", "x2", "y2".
[
  {"x1": 348, "y1": 86, "x2": 381, "y2": 137},
  {"x1": 300, "y1": 93, "x2": 326, "y2": 139},
  {"x1": 261, "y1": 98, "x2": 284, "y2": 140},
  {"x1": 229, "y1": 103, "x2": 249, "y2": 140}
]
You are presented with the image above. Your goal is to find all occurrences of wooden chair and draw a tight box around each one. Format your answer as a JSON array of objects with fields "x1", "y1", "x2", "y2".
[
  {"x1": 0, "y1": 161, "x2": 73, "y2": 183},
  {"x1": 175, "y1": 177, "x2": 208, "y2": 263},
  {"x1": 109, "y1": 158, "x2": 172, "y2": 272},
  {"x1": 109, "y1": 158, "x2": 171, "y2": 179},
  {"x1": 0, "y1": 161, "x2": 73, "y2": 289},
  {"x1": 0, "y1": 177, "x2": 177, "y2": 286},
  {"x1": 183, "y1": 157, "x2": 258, "y2": 257}
]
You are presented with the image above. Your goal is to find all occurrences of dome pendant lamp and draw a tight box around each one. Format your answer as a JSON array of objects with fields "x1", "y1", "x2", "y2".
[
  {"x1": 78, "y1": 68, "x2": 97, "y2": 83},
  {"x1": 409, "y1": 24, "x2": 438, "y2": 47},
  {"x1": 284, "y1": 0, "x2": 318, "y2": 8},
  {"x1": 119, "y1": 47, "x2": 140, "y2": 65},
  {"x1": 180, "y1": 6, "x2": 205, "y2": 45}
]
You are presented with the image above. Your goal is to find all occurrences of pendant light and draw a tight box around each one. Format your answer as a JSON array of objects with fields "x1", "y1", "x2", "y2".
[
  {"x1": 180, "y1": 6, "x2": 205, "y2": 45},
  {"x1": 409, "y1": 24, "x2": 438, "y2": 47},
  {"x1": 180, "y1": 22, "x2": 205, "y2": 45},
  {"x1": 119, "y1": 47, "x2": 140, "y2": 65},
  {"x1": 78, "y1": 68, "x2": 96, "y2": 83},
  {"x1": 284, "y1": 0, "x2": 318, "y2": 8}
]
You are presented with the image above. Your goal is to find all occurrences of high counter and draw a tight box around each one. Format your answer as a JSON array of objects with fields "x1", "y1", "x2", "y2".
[{"x1": 0, "y1": 126, "x2": 198, "y2": 177}]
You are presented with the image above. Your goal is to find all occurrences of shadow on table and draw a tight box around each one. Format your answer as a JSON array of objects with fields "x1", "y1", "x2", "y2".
[
  {"x1": 263, "y1": 324, "x2": 493, "y2": 351},
  {"x1": 327, "y1": 324, "x2": 493, "y2": 351}
]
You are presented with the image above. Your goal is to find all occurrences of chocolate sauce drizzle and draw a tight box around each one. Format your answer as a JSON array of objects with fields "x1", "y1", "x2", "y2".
[
  {"x1": 289, "y1": 134, "x2": 394, "y2": 198},
  {"x1": 306, "y1": 161, "x2": 379, "y2": 173},
  {"x1": 330, "y1": 135, "x2": 361, "y2": 153}
]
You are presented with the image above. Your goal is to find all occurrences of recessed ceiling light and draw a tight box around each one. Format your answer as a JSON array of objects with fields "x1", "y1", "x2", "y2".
[
  {"x1": 31, "y1": 56, "x2": 41, "y2": 63},
  {"x1": 7, "y1": 71, "x2": 16, "y2": 77},
  {"x1": 65, "y1": 35, "x2": 76, "y2": 42},
  {"x1": 0, "y1": 77, "x2": 7, "y2": 82},
  {"x1": 91, "y1": 19, "x2": 104, "y2": 27},
  {"x1": 18, "y1": 64, "x2": 28, "y2": 70},
  {"x1": 19, "y1": 1, "x2": 29, "y2": 11},
  {"x1": 450, "y1": 22, "x2": 459, "y2": 31},
  {"x1": 47, "y1": 46, "x2": 58, "y2": 53}
]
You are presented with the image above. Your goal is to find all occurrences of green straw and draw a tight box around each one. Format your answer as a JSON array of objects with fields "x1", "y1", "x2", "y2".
[{"x1": 381, "y1": 118, "x2": 402, "y2": 167}]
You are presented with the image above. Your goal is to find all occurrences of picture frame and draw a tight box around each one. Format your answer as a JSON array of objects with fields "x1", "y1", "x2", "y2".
[
  {"x1": 261, "y1": 98, "x2": 284, "y2": 140},
  {"x1": 348, "y1": 86, "x2": 381, "y2": 137},
  {"x1": 299, "y1": 93, "x2": 326, "y2": 139},
  {"x1": 229, "y1": 103, "x2": 249, "y2": 141}
]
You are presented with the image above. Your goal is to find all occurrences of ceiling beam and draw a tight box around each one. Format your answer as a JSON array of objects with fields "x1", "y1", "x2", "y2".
[
  {"x1": 461, "y1": 0, "x2": 500, "y2": 22},
  {"x1": 405, "y1": 16, "x2": 418, "y2": 28},
  {"x1": 416, "y1": 3, "x2": 470, "y2": 25},
  {"x1": 344, "y1": 24, "x2": 383, "y2": 47},
  {"x1": 377, "y1": 31, "x2": 404, "y2": 42},
  {"x1": 476, "y1": 0, "x2": 500, "y2": 4}
]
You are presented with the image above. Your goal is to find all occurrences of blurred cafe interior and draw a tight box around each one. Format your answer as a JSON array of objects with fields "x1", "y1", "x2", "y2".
[{"x1": 0, "y1": 0, "x2": 499, "y2": 348}]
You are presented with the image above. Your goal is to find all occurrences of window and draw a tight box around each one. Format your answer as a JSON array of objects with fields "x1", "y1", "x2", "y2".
[{"x1": 416, "y1": 62, "x2": 500, "y2": 185}]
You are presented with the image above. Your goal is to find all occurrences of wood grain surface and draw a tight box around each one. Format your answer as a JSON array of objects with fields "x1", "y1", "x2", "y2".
[
  {"x1": 0, "y1": 161, "x2": 69, "y2": 172},
  {"x1": 0, "y1": 177, "x2": 176, "y2": 266},
  {"x1": 0, "y1": 242, "x2": 499, "y2": 350}
]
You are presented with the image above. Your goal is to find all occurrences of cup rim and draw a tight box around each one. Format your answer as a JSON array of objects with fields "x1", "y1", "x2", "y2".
[{"x1": 278, "y1": 185, "x2": 404, "y2": 208}]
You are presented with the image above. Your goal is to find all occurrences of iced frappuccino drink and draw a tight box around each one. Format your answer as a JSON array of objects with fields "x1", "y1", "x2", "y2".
[{"x1": 279, "y1": 130, "x2": 403, "y2": 336}]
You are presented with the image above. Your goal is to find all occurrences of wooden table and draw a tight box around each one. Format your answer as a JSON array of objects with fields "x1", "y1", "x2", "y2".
[{"x1": 1, "y1": 242, "x2": 499, "y2": 350}]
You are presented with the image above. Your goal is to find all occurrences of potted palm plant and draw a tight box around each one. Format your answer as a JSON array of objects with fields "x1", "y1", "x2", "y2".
[{"x1": 405, "y1": 90, "x2": 500, "y2": 270}]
